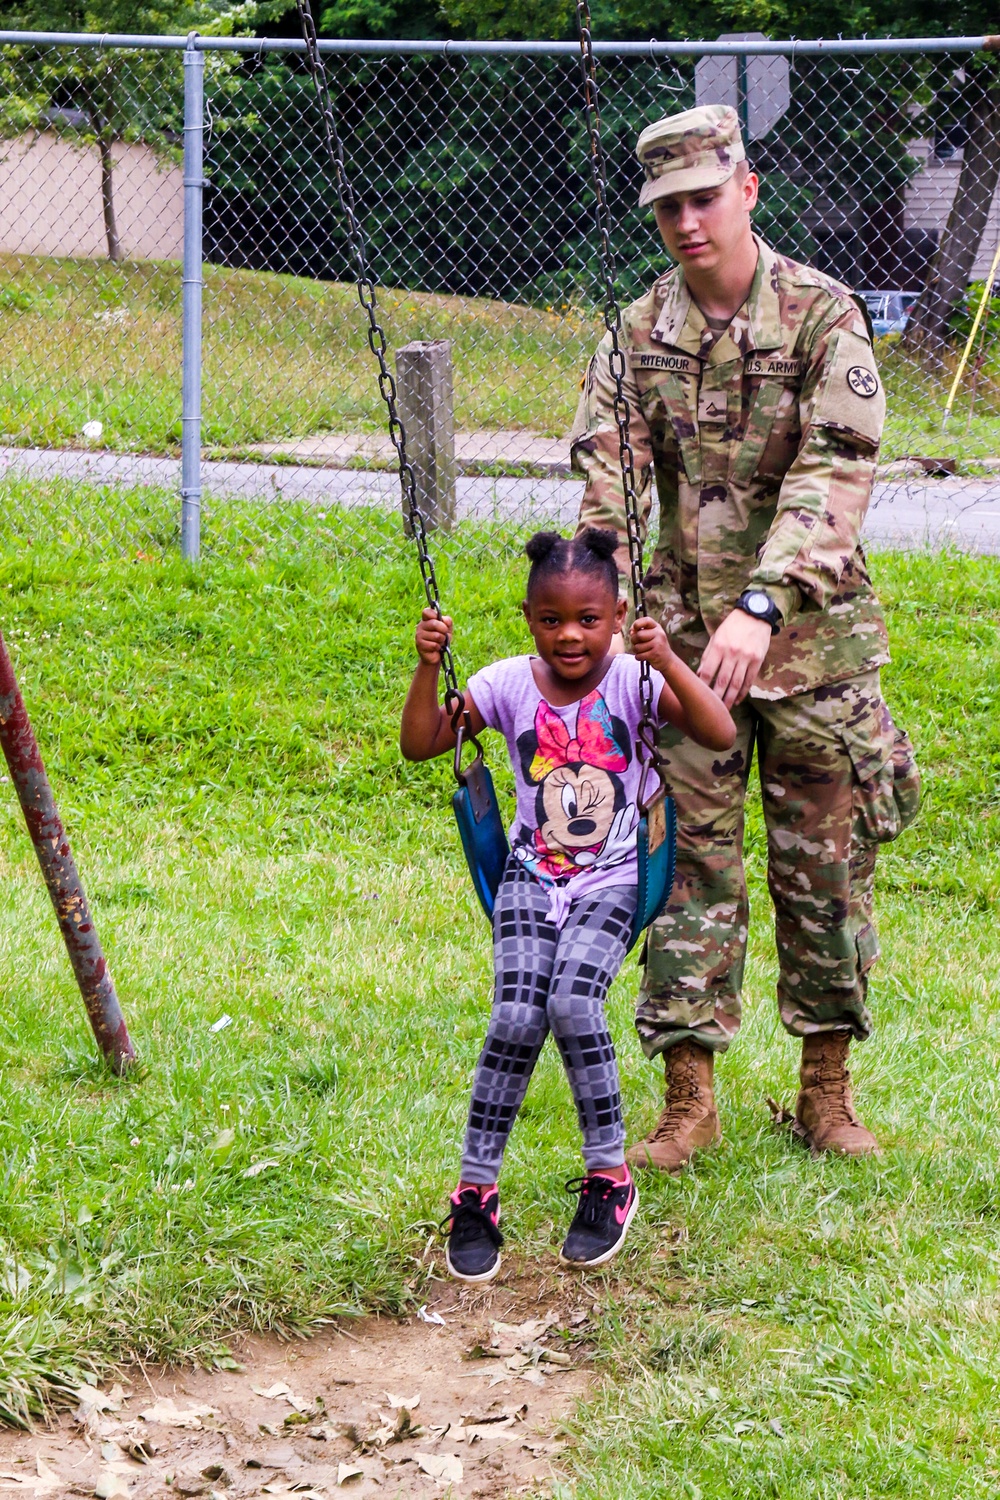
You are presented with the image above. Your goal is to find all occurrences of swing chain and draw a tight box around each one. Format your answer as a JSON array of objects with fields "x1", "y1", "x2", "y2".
[
  {"x1": 574, "y1": 1, "x2": 659, "y2": 758},
  {"x1": 294, "y1": 0, "x2": 466, "y2": 726}
]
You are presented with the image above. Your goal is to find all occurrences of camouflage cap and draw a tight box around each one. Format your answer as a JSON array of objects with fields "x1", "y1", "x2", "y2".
[{"x1": 636, "y1": 104, "x2": 746, "y2": 207}]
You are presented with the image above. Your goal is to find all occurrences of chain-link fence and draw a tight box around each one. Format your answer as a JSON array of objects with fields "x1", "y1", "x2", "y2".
[{"x1": 0, "y1": 31, "x2": 999, "y2": 563}]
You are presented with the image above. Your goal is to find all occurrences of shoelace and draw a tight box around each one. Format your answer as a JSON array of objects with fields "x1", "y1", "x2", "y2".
[
  {"x1": 806, "y1": 1052, "x2": 856, "y2": 1126},
  {"x1": 650, "y1": 1056, "x2": 701, "y2": 1136},
  {"x1": 564, "y1": 1175, "x2": 619, "y2": 1230},
  {"x1": 439, "y1": 1191, "x2": 503, "y2": 1249}
]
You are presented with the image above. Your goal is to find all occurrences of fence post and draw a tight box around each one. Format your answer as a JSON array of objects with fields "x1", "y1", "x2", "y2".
[
  {"x1": 396, "y1": 340, "x2": 456, "y2": 533},
  {"x1": 181, "y1": 33, "x2": 204, "y2": 562}
]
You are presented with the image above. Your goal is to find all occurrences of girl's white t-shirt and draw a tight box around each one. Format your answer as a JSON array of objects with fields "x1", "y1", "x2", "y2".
[{"x1": 467, "y1": 653, "x2": 665, "y2": 919}]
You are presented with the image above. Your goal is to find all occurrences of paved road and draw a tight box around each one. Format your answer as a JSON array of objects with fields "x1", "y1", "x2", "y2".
[{"x1": 4, "y1": 445, "x2": 1000, "y2": 553}]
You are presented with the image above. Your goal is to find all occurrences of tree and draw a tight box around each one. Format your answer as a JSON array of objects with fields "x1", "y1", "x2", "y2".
[{"x1": 0, "y1": 0, "x2": 291, "y2": 260}]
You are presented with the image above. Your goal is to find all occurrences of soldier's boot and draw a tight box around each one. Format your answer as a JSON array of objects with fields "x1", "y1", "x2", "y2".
[
  {"x1": 626, "y1": 1040, "x2": 721, "y2": 1173},
  {"x1": 794, "y1": 1031, "x2": 880, "y2": 1157}
]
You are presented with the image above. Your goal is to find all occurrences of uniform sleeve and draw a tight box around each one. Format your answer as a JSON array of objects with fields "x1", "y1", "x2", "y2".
[
  {"x1": 570, "y1": 330, "x2": 655, "y2": 586},
  {"x1": 748, "y1": 304, "x2": 884, "y2": 623}
]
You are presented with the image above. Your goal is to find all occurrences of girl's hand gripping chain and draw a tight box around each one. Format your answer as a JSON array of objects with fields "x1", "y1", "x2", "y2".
[
  {"x1": 401, "y1": 608, "x2": 484, "y2": 763},
  {"x1": 415, "y1": 606, "x2": 454, "y2": 667}
]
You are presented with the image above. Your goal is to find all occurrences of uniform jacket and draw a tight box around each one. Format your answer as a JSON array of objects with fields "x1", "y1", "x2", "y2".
[{"x1": 570, "y1": 236, "x2": 890, "y2": 699}]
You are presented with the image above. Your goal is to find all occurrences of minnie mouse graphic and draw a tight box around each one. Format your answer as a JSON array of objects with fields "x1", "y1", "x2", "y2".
[{"x1": 514, "y1": 689, "x2": 636, "y2": 882}]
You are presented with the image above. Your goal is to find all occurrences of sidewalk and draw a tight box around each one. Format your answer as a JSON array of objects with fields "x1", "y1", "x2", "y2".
[
  {"x1": 247, "y1": 431, "x2": 572, "y2": 473},
  {"x1": 3, "y1": 444, "x2": 1000, "y2": 552}
]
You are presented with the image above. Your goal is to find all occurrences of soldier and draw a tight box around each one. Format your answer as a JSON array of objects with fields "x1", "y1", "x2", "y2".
[{"x1": 571, "y1": 104, "x2": 920, "y2": 1168}]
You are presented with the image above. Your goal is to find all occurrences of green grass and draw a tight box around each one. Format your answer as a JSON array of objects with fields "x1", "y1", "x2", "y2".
[
  {"x1": 0, "y1": 254, "x2": 601, "y2": 451},
  {"x1": 2, "y1": 253, "x2": 999, "y2": 465},
  {"x1": 0, "y1": 491, "x2": 998, "y2": 1490}
]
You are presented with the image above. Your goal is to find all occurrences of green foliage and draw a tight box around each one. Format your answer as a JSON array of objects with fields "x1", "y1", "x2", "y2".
[{"x1": 949, "y1": 281, "x2": 1000, "y2": 347}]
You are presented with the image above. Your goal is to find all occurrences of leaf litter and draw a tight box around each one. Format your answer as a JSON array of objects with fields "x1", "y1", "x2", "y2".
[{"x1": 0, "y1": 1276, "x2": 591, "y2": 1499}]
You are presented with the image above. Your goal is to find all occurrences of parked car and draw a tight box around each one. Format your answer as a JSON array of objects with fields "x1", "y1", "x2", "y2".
[{"x1": 859, "y1": 290, "x2": 920, "y2": 336}]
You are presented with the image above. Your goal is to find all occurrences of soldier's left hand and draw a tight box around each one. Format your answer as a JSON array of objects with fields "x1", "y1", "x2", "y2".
[{"x1": 698, "y1": 610, "x2": 773, "y2": 707}]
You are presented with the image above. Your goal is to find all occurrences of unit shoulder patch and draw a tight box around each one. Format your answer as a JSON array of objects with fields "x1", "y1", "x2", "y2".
[
  {"x1": 745, "y1": 355, "x2": 805, "y2": 379},
  {"x1": 812, "y1": 328, "x2": 885, "y2": 446},
  {"x1": 846, "y1": 364, "x2": 879, "y2": 398},
  {"x1": 632, "y1": 350, "x2": 701, "y2": 376}
]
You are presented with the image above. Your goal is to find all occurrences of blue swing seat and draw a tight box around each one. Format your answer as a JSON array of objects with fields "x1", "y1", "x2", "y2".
[{"x1": 453, "y1": 729, "x2": 676, "y2": 951}]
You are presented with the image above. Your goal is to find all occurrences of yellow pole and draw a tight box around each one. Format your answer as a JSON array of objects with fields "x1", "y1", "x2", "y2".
[{"x1": 942, "y1": 237, "x2": 1000, "y2": 428}]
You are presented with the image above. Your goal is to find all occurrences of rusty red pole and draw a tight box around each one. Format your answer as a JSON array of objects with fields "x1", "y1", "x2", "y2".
[{"x1": 0, "y1": 629, "x2": 135, "y2": 1074}]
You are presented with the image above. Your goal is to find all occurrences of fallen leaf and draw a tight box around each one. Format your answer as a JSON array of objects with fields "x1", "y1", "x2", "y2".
[
  {"x1": 200, "y1": 1467, "x2": 233, "y2": 1486},
  {"x1": 252, "y1": 1382, "x2": 293, "y2": 1400},
  {"x1": 336, "y1": 1467, "x2": 364, "y2": 1487},
  {"x1": 539, "y1": 1349, "x2": 572, "y2": 1367},
  {"x1": 124, "y1": 1439, "x2": 157, "y2": 1464},
  {"x1": 505, "y1": 1354, "x2": 529, "y2": 1372},
  {"x1": 0, "y1": 1459, "x2": 67, "y2": 1497},
  {"x1": 416, "y1": 1305, "x2": 446, "y2": 1327},
  {"x1": 139, "y1": 1398, "x2": 217, "y2": 1429},
  {"x1": 384, "y1": 1392, "x2": 420, "y2": 1410},
  {"x1": 414, "y1": 1453, "x2": 463, "y2": 1483},
  {"x1": 93, "y1": 1471, "x2": 128, "y2": 1500},
  {"x1": 518, "y1": 1369, "x2": 546, "y2": 1388},
  {"x1": 243, "y1": 1160, "x2": 280, "y2": 1178},
  {"x1": 460, "y1": 1404, "x2": 527, "y2": 1426}
]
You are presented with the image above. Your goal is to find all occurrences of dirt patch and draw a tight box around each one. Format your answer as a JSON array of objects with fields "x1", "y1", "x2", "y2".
[{"x1": 0, "y1": 1272, "x2": 597, "y2": 1499}]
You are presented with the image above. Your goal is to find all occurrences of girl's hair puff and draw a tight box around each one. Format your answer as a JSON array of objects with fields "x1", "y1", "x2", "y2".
[{"x1": 524, "y1": 527, "x2": 620, "y2": 602}]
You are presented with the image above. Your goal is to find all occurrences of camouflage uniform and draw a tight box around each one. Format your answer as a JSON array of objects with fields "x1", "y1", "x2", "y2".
[{"x1": 571, "y1": 233, "x2": 919, "y2": 1058}]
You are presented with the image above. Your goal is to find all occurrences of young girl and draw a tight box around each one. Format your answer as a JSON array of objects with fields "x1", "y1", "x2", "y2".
[{"x1": 400, "y1": 528, "x2": 735, "y2": 1280}]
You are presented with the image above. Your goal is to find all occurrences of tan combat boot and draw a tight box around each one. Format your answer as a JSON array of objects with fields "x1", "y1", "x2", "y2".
[
  {"x1": 626, "y1": 1040, "x2": 721, "y2": 1173},
  {"x1": 794, "y1": 1031, "x2": 880, "y2": 1156}
]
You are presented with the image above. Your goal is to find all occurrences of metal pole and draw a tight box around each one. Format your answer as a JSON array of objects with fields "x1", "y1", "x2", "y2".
[
  {"x1": 181, "y1": 33, "x2": 204, "y2": 563},
  {"x1": 0, "y1": 632, "x2": 136, "y2": 1075},
  {"x1": 0, "y1": 30, "x2": 992, "y2": 55}
]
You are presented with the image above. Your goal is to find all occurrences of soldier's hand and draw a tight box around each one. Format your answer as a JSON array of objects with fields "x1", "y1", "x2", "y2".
[
  {"x1": 415, "y1": 607, "x2": 453, "y2": 667},
  {"x1": 698, "y1": 610, "x2": 772, "y2": 708},
  {"x1": 631, "y1": 616, "x2": 672, "y2": 672}
]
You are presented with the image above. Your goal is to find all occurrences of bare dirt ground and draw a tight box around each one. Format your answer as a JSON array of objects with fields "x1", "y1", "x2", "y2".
[{"x1": 0, "y1": 1271, "x2": 599, "y2": 1500}]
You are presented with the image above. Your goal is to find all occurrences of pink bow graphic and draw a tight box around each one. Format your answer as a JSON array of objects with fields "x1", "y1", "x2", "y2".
[{"x1": 529, "y1": 690, "x2": 628, "y2": 782}]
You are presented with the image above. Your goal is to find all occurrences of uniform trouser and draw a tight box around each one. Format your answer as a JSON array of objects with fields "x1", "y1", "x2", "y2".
[{"x1": 634, "y1": 670, "x2": 920, "y2": 1059}]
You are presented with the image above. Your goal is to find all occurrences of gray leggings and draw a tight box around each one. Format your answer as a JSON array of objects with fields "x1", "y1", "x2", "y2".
[{"x1": 460, "y1": 865, "x2": 637, "y2": 1184}]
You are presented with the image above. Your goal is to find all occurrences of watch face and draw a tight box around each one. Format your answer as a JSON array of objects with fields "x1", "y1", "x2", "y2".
[{"x1": 745, "y1": 592, "x2": 771, "y2": 615}]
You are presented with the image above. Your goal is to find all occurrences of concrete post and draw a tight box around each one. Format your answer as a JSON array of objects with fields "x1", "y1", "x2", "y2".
[{"x1": 395, "y1": 339, "x2": 456, "y2": 533}]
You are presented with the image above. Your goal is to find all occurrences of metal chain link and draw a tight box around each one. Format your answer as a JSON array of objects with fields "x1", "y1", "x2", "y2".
[
  {"x1": 575, "y1": 0, "x2": 657, "y2": 753},
  {"x1": 294, "y1": 0, "x2": 465, "y2": 722}
]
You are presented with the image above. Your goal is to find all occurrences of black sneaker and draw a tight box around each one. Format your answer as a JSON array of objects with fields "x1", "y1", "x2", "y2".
[
  {"x1": 559, "y1": 1170, "x2": 638, "y2": 1268},
  {"x1": 442, "y1": 1186, "x2": 503, "y2": 1283}
]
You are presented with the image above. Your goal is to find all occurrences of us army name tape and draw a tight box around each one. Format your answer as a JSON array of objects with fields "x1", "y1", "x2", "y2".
[{"x1": 745, "y1": 356, "x2": 805, "y2": 378}]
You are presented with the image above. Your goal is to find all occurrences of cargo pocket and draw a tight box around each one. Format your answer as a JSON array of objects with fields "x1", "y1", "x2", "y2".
[
  {"x1": 855, "y1": 920, "x2": 881, "y2": 975},
  {"x1": 843, "y1": 702, "x2": 921, "y2": 845}
]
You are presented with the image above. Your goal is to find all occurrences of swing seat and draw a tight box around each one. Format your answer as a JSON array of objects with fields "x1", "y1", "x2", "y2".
[
  {"x1": 452, "y1": 747, "x2": 510, "y2": 921},
  {"x1": 630, "y1": 785, "x2": 677, "y2": 952},
  {"x1": 453, "y1": 726, "x2": 676, "y2": 945}
]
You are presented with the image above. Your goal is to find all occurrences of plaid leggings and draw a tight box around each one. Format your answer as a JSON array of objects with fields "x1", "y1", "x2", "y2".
[{"x1": 460, "y1": 865, "x2": 637, "y2": 1184}]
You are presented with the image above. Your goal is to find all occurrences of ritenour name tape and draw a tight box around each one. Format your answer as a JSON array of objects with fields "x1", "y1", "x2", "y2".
[{"x1": 632, "y1": 351, "x2": 700, "y2": 375}]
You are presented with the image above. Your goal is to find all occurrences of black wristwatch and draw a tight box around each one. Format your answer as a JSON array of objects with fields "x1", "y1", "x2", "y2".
[{"x1": 735, "y1": 589, "x2": 783, "y2": 634}]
